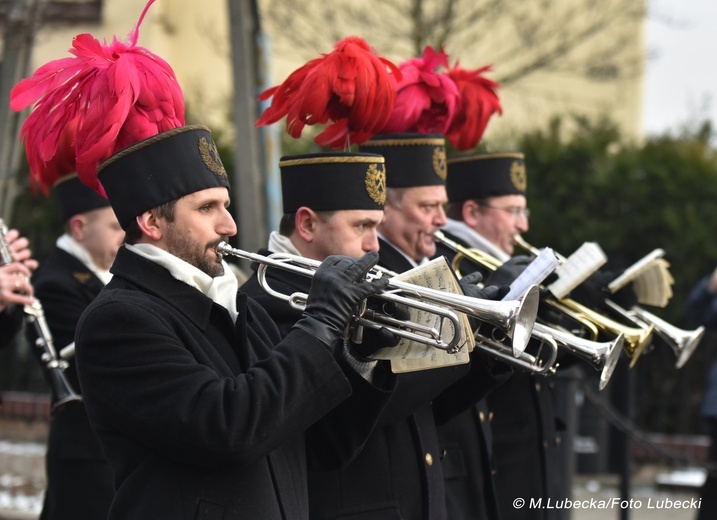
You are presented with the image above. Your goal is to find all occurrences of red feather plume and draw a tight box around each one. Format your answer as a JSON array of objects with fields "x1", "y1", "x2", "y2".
[
  {"x1": 380, "y1": 46, "x2": 460, "y2": 135},
  {"x1": 24, "y1": 117, "x2": 80, "y2": 196},
  {"x1": 256, "y1": 36, "x2": 402, "y2": 149},
  {"x1": 10, "y1": 0, "x2": 184, "y2": 196},
  {"x1": 445, "y1": 62, "x2": 502, "y2": 151}
]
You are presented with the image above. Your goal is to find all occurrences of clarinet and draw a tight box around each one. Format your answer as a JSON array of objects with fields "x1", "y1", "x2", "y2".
[{"x1": 0, "y1": 218, "x2": 82, "y2": 411}]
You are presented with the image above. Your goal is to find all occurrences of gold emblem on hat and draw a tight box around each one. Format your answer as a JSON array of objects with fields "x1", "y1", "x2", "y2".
[
  {"x1": 365, "y1": 163, "x2": 386, "y2": 205},
  {"x1": 510, "y1": 160, "x2": 527, "y2": 192},
  {"x1": 433, "y1": 147, "x2": 447, "y2": 180},
  {"x1": 198, "y1": 138, "x2": 228, "y2": 178}
]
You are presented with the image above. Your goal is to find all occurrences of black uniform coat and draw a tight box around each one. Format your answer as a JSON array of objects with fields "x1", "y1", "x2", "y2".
[
  {"x1": 0, "y1": 306, "x2": 22, "y2": 349},
  {"x1": 293, "y1": 238, "x2": 503, "y2": 520},
  {"x1": 436, "y1": 230, "x2": 567, "y2": 520},
  {"x1": 239, "y1": 250, "x2": 398, "y2": 470},
  {"x1": 433, "y1": 232, "x2": 502, "y2": 520},
  {"x1": 75, "y1": 246, "x2": 355, "y2": 520},
  {"x1": 30, "y1": 247, "x2": 113, "y2": 520}
]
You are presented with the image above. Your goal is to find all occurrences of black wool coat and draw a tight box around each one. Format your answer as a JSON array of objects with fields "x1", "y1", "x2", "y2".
[
  {"x1": 0, "y1": 306, "x2": 22, "y2": 350},
  {"x1": 436, "y1": 230, "x2": 568, "y2": 520},
  {"x1": 75, "y1": 246, "x2": 355, "y2": 520},
  {"x1": 284, "y1": 239, "x2": 503, "y2": 520},
  {"x1": 30, "y1": 247, "x2": 113, "y2": 520}
]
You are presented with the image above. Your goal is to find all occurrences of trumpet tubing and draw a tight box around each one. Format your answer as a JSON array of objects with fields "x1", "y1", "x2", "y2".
[
  {"x1": 216, "y1": 242, "x2": 538, "y2": 355},
  {"x1": 474, "y1": 327, "x2": 559, "y2": 376}
]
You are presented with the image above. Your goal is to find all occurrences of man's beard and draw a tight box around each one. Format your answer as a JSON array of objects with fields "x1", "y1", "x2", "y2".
[{"x1": 165, "y1": 224, "x2": 225, "y2": 277}]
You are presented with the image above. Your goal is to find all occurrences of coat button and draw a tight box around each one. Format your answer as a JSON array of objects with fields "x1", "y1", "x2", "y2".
[
  {"x1": 479, "y1": 411, "x2": 486, "y2": 422},
  {"x1": 425, "y1": 453, "x2": 434, "y2": 466},
  {"x1": 535, "y1": 382, "x2": 541, "y2": 392},
  {"x1": 555, "y1": 436, "x2": 562, "y2": 446},
  {"x1": 488, "y1": 411, "x2": 494, "y2": 422}
]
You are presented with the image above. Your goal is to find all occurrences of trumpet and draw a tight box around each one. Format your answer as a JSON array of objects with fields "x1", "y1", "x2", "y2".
[
  {"x1": 216, "y1": 242, "x2": 538, "y2": 356},
  {"x1": 0, "y1": 219, "x2": 82, "y2": 411},
  {"x1": 434, "y1": 230, "x2": 626, "y2": 384},
  {"x1": 514, "y1": 235, "x2": 701, "y2": 368},
  {"x1": 603, "y1": 300, "x2": 704, "y2": 369}
]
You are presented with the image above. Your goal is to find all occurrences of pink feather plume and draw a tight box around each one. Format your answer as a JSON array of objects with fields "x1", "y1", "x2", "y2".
[
  {"x1": 10, "y1": 0, "x2": 184, "y2": 196},
  {"x1": 256, "y1": 36, "x2": 402, "y2": 149},
  {"x1": 379, "y1": 46, "x2": 460, "y2": 135},
  {"x1": 445, "y1": 62, "x2": 502, "y2": 151}
]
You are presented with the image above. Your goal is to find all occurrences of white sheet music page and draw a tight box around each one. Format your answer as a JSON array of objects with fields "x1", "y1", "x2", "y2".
[
  {"x1": 502, "y1": 248, "x2": 561, "y2": 302},
  {"x1": 548, "y1": 242, "x2": 608, "y2": 300},
  {"x1": 371, "y1": 256, "x2": 473, "y2": 373}
]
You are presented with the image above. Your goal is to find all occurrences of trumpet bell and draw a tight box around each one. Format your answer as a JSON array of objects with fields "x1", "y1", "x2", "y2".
[
  {"x1": 510, "y1": 285, "x2": 540, "y2": 356},
  {"x1": 675, "y1": 326, "x2": 705, "y2": 369},
  {"x1": 533, "y1": 323, "x2": 623, "y2": 390},
  {"x1": 625, "y1": 304, "x2": 705, "y2": 369}
]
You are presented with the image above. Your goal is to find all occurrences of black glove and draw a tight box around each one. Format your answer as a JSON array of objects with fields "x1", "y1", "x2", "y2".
[
  {"x1": 459, "y1": 271, "x2": 510, "y2": 301},
  {"x1": 485, "y1": 255, "x2": 532, "y2": 287},
  {"x1": 293, "y1": 252, "x2": 389, "y2": 351},
  {"x1": 570, "y1": 270, "x2": 615, "y2": 309},
  {"x1": 349, "y1": 300, "x2": 411, "y2": 360},
  {"x1": 610, "y1": 282, "x2": 638, "y2": 310}
]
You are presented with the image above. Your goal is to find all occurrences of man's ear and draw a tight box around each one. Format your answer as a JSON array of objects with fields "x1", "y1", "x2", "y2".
[
  {"x1": 136, "y1": 210, "x2": 163, "y2": 241},
  {"x1": 67, "y1": 215, "x2": 87, "y2": 241},
  {"x1": 463, "y1": 200, "x2": 481, "y2": 228},
  {"x1": 294, "y1": 206, "x2": 318, "y2": 243}
]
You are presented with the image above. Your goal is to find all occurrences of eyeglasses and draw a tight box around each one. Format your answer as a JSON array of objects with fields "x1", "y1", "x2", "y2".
[{"x1": 479, "y1": 205, "x2": 531, "y2": 219}]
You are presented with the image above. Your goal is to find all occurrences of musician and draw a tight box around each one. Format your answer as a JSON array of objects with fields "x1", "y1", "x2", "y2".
[
  {"x1": 309, "y1": 133, "x2": 509, "y2": 520},
  {"x1": 686, "y1": 267, "x2": 717, "y2": 520},
  {"x1": 436, "y1": 152, "x2": 570, "y2": 520},
  {"x1": 29, "y1": 174, "x2": 123, "y2": 520},
  {"x1": 0, "y1": 228, "x2": 36, "y2": 349},
  {"x1": 14, "y1": 13, "x2": 390, "y2": 518},
  {"x1": 240, "y1": 151, "x2": 400, "y2": 466}
]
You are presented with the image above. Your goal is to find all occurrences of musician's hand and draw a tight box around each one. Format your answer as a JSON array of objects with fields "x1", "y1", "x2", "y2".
[
  {"x1": 349, "y1": 300, "x2": 410, "y2": 360},
  {"x1": 570, "y1": 270, "x2": 614, "y2": 309},
  {"x1": 294, "y1": 252, "x2": 389, "y2": 351},
  {"x1": 0, "y1": 263, "x2": 35, "y2": 311},
  {"x1": 610, "y1": 282, "x2": 638, "y2": 310},
  {"x1": 3, "y1": 229, "x2": 39, "y2": 272},
  {"x1": 459, "y1": 272, "x2": 509, "y2": 301},
  {"x1": 485, "y1": 255, "x2": 532, "y2": 287}
]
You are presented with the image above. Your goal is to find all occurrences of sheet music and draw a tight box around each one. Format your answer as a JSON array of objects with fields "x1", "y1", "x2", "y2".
[
  {"x1": 502, "y1": 248, "x2": 561, "y2": 301},
  {"x1": 607, "y1": 249, "x2": 665, "y2": 292},
  {"x1": 631, "y1": 258, "x2": 674, "y2": 307},
  {"x1": 607, "y1": 249, "x2": 673, "y2": 308},
  {"x1": 371, "y1": 257, "x2": 473, "y2": 373},
  {"x1": 548, "y1": 242, "x2": 608, "y2": 300}
]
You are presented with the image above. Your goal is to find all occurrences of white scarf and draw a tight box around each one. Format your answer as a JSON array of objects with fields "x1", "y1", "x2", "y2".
[
  {"x1": 441, "y1": 219, "x2": 511, "y2": 263},
  {"x1": 267, "y1": 231, "x2": 301, "y2": 256},
  {"x1": 127, "y1": 243, "x2": 239, "y2": 323},
  {"x1": 56, "y1": 233, "x2": 113, "y2": 285}
]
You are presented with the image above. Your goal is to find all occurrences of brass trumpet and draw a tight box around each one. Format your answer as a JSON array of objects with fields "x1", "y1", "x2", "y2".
[
  {"x1": 217, "y1": 242, "x2": 539, "y2": 356},
  {"x1": 434, "y1": 230, "x2": 627, "y2": 384},
  {"x1": 514, "y1": 235, "x2": 703, "y2": 368}
]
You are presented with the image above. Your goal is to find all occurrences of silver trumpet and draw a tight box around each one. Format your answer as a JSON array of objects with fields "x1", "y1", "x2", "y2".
[
  {"x1": 515, "y1": 235, "x2": 703, "y2": 369},
  {"x1": 603, "y1": 300, "x2": 704, "y2": 369},
  {"x1": 435, "y1": 230, "x2": 624, "y2": 384},
  {"x1": 216, "y1": 242, "x2": 539, "y2": 355}
]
